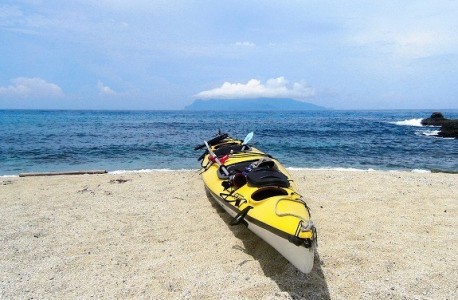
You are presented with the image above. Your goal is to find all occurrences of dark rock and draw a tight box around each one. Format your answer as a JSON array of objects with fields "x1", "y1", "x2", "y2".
[
  {"x1": 421, "y1": 112, "x2": 446, "y2": 126},
  {"x1": 438, "y1": 121, "x2": 458, "y2": 138},
  {"x1": 422, "y1": 112, "x2": 458, "y2": 138}
]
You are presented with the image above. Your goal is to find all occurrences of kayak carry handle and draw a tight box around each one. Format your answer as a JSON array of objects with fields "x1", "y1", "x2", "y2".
[
  {"x1": 230, "y1": 206, "x2": 253, "y2": 226},
  {"x1": 197, "y1": 151, "x2": 208, "y2": 161}
]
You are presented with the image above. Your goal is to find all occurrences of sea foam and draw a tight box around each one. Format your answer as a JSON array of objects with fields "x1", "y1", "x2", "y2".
[
  {"x1": 390, "y1": 118, "x2": 424, "y2": 127},
  {"x1": 109, "y1": 169, "x2": 196, "y2": 174},
  {"x1": 287, "y1": 167, "x2": 376, "y2": 172},
  {"x1": 418, "y1": 130, "x2": 440, "y2": 137},
  {"x1": 288, "y1": 167, "x2": 431, "y2": 173}
]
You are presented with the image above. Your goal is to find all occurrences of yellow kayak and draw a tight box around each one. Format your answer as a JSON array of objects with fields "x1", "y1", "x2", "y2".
[{"x1": 196, "y1": 132, "x2": 317, "y2": 273}]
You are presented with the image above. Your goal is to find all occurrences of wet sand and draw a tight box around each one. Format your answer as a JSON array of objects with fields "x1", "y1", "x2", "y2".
[{"x1": 0, "y1": 170, "x2": 456, "y2": 299}]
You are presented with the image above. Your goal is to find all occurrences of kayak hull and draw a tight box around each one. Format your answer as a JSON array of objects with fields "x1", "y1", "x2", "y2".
[{"x1": 206, "y1": 187, "x2": 315, "y2": 273}]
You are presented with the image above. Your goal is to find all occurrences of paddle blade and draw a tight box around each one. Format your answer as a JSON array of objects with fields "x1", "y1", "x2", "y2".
[{"x1": 243, "y1": 132, "x2": 254, "y2": 144}]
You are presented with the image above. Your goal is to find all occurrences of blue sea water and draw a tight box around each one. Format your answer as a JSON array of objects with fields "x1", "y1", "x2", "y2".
[{"x1": 0, "y1": 109, "x2": 457, "y2": 175}]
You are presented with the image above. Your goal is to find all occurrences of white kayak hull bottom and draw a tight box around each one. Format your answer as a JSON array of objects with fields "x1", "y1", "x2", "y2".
[{"x1": 206, "y1": 188, "x2": 315, "y2": 273}]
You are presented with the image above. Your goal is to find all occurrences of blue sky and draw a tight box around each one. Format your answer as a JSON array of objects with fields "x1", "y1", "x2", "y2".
[{"x1": 0, "y1": 0, "x2": 457, "y2": 110}]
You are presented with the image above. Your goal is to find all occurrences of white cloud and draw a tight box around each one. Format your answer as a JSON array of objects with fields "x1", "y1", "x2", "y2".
[
  {"x1": 235, "y1": 41, "x2": 256, "y2": 47},
  {"x1": 97, "y1": 81, "x2": 118, "y2": 96},
  {"x1": 0, "y1": 77, "x2": 63, "y2": 98},
  {"x1": 194, "y1": 77, "x2": 315, "y2": 100}
]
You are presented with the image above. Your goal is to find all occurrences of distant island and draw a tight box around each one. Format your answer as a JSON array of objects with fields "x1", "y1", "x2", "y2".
[{"x1": 185, "y1": 98, "x2": 327, "y2": 111}]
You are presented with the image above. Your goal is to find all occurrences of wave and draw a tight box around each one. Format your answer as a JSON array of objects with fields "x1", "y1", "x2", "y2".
[
  {"x1": 109, "y1": 167, "x2": 428, "y2": 174},
  {"x1": 411, "y1": 169, "x2": 432, "y2": 173},
  {"x1": 109, "y1": 168, "x2": 197, "y2": 174},
  {"x1": 286, "y1": 167, "x2": 431, "y2": 173},
  {"x1": 110, "y1": 166, "x2": 440, "y2": 174},
  {"x1": 390, "y1": 118, "x2": 424, "y2": 127},
  {"x1": 416, "y1": 130, "x2": 440, "y2": 137},
  {"x1": 0, "y1": 167, "x2": 436, "y2": 177},
  {"x1": 287, "y1": 167, "x2": 374, "y2": 172}
]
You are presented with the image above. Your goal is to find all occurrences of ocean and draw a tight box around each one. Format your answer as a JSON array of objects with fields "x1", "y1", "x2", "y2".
[{"x1": 1, "y1": 109, "x2": 457, "y2": 176}]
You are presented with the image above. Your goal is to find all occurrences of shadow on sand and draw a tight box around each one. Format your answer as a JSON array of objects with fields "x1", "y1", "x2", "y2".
[{"x1": 206, "y1": 193, "x2": 330, "y2": 299}]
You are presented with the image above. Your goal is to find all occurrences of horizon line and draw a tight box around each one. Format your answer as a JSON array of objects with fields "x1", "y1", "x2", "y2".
[{"x1": 1, "y1": 108, "x2": 458, "y2": 112}]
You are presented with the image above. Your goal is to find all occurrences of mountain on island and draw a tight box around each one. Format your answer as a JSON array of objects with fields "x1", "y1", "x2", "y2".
[{"x1": 185, "y1": 98, "x2": 326, "y2": 111}]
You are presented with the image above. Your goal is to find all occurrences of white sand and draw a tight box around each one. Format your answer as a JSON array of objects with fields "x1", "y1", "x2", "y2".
[{"x1": 0, "y1": 170, "x2": 456, "y2": 299}]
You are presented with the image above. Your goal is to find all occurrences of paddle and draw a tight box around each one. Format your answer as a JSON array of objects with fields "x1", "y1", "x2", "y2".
[
  {"x1": 204, "y1": 141, "x2": 229, "y2": 176},
  {"x1": 242, "y1": 131, "x2": 254, "y2": 145},
  {"x1": 241, "y1": 131, "x2": 254, "y2": 150}
]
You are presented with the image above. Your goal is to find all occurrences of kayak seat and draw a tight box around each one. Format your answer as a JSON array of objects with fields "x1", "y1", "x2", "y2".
[
  {"x1": 214, "y1": 144, "x2": 250, "y2": 157},
  {"x1": 217, "y1": 160, "x2": 258, "y2": 180},
  {"x1": 246, "y1": 168, "x2": 290, "y2": 188}
]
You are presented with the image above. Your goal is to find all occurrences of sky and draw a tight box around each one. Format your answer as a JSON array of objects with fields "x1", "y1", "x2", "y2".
[{"x1": 0, "y1": 0, "x2": 457, "y2": 110}]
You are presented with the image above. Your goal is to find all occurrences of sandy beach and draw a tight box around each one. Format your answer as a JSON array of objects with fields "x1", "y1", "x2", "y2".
[{"x1": 0, "y1": 170, "x2": 456, "y2": 299}]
